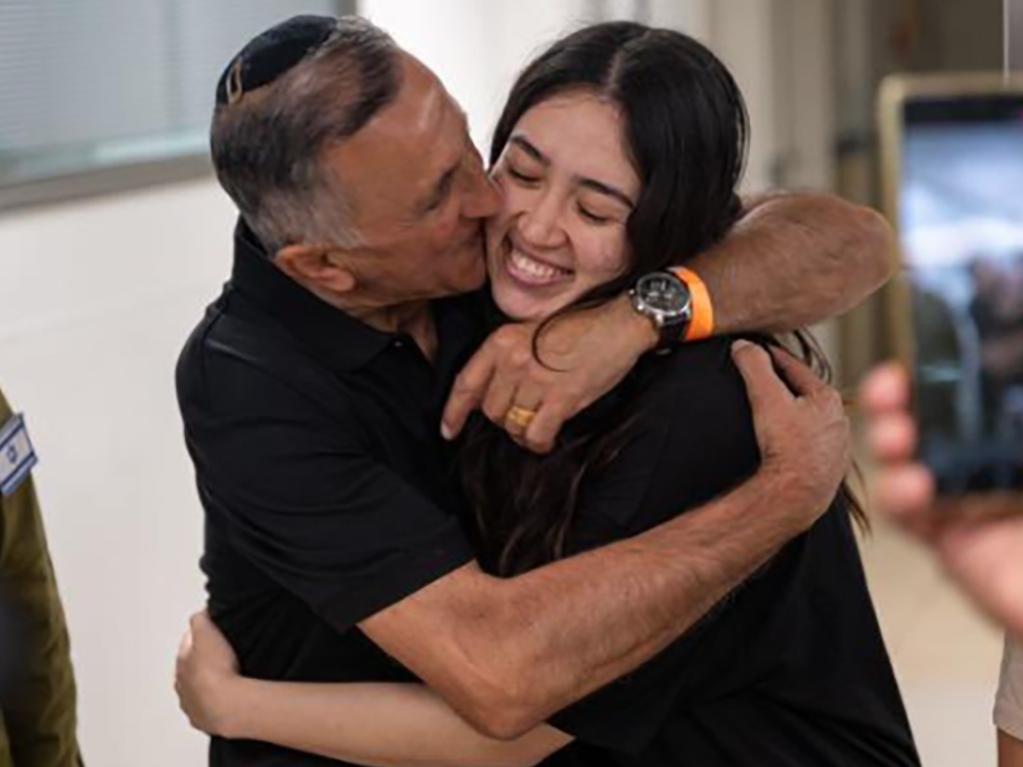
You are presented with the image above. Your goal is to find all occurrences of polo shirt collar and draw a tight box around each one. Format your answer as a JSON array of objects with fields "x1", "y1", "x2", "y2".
[{"x1": 229, "y1": 217, "x2": 394, "y2": 372}]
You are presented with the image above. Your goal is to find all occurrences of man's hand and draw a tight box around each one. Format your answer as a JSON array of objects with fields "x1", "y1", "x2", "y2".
[
  {"x1": 860, "y1": 363, "x2": 1023, "y2": 637},
  {"x1": 440, "y1": 192, "x2": 894, "y2": 454},
  {"x1": 175, "y1": 611, "x2": 243, "y2": 737},
  {"x1": 441, "y1": 295, "x2": 656, "y2": 453},
  {"x1": 731, "y1": 341, "x2": 851, "y2": 527}
]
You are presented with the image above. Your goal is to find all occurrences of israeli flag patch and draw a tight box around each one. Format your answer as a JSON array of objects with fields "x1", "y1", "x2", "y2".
[{"x1": 0, "y1": 413, "x2": 37, "y2": 497}]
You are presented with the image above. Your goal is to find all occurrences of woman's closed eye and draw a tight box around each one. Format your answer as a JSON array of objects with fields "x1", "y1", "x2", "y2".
[
  {"x1": 577, "y1": 205, "x2": 612, "y2": 225},
  {"x1": 577, "y1": 196, "x2": 627, "y2": 225}
]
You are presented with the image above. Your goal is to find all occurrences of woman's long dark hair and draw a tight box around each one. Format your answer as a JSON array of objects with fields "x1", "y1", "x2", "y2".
[{"x1": 459, "y1": 22, "x2": 864, "y2": 577}]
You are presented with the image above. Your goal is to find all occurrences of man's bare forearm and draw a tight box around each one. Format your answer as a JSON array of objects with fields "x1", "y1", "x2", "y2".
[
  {"x1": 689, "y1": 192, "x2": 896, "y2": 334},
  {"x1": 448, "y1": 468, "x2": 811, "y2": 737},
  {"x1": 367, "y1": 345, "x2": 844, "y2": 739}
]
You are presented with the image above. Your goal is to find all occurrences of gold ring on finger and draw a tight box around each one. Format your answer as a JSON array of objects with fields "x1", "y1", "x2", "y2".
[{"x1": 505, "y1": 405, "x2": 538, "y2": 429}]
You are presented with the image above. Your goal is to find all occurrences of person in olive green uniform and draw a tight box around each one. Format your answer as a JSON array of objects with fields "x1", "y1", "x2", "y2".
[{"x1": 0, "y1": 387, "x2": 81, "y2": 767}]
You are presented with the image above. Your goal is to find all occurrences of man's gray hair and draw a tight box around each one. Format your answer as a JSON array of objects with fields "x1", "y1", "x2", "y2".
[{"x1": 210, "y1": 16, "x2": 401, "y2": 254}]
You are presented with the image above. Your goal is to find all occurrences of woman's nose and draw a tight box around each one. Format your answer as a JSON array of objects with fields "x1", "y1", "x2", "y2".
[{"x1": 518, "y1": 195, "x2": 566, "y2": 248}]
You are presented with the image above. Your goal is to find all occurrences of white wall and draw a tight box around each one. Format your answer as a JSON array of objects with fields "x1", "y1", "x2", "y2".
[
  {"x1": 360, "y1": 0, "x2": 739, "y2": 178},
  {"x1": 361, "y1": 0, "x2": 591, "y2": 153},
  {"x1": 361, "y1": 0, "x2": 835, "y2": 195},
  {"x1": 733, "y1": 0, "x2": 841, "y2": 364},
  {"x1": 0, "y1": 178, "x2": 233, "y2": 765},
  {"x1": 0, "y1": 3, "x2": 842, "y2": 764}
]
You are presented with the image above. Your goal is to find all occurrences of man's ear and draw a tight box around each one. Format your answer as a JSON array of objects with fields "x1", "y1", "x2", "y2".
[{"x1": 275, "y1": 244, "x2": 357, "y2": 294}]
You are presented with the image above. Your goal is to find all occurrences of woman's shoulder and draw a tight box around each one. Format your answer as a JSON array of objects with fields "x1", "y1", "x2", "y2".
[
  {"x1": 631, "y1": 335, "x2": 754, "y2": 426},
  {"x1": 569, "y1": 335, "x2": 749, "y2": 446},
  {"x1": 570, "y1": 335, "x2": 762, "y2": 541}
]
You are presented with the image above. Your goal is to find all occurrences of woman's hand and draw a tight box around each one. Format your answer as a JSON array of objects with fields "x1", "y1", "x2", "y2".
[
  {"x1": 860, "y1": 363, "x2": 1023, "y2": 637},
  {"x1": 175, "y1": 610, "x2": 243, "y2": 737}
]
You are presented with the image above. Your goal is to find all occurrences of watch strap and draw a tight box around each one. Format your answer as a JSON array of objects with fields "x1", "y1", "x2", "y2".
[
  {"x1": 670, "y1": 266, "x2": 714, "y2": 341},
  {"x1": 655, "y1": 317, "x2": 683, "y2": 350}
]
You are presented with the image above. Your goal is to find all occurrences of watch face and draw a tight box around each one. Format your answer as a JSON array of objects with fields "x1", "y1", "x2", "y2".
[{"x1": 638, "y1": 272, "x2": 690, "y2": 317}]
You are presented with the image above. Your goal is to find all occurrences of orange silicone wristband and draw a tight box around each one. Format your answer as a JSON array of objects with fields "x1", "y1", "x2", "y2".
[{"x1": 670, "y1": 266, "x2": 714, "y2": 342}]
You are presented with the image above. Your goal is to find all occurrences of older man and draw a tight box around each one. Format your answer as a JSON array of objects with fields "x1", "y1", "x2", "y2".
[{"x1": 177, "y1": 15, "x2": 893, "y2": 766}]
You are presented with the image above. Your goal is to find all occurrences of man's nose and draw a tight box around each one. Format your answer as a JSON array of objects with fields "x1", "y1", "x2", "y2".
[{"x1": 464, "y1": 172, "x2": 502, "y2": 220}]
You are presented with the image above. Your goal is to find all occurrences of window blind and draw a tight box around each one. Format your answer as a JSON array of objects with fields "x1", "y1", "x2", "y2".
[{"x1": 0, "y1": 0, "x2": 352, "y2": 193}]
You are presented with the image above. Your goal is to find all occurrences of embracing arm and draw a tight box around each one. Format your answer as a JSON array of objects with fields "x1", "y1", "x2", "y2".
[
  {"x1": 362, "y1": 474, "x2": 795, "y2": 739},
  {"x1": 441, "y1": 192, "x2": 892, "y2": 452},
  {"x1": 180, "y1": 344, "x2": 845, "y2": 751},
  {"x1": 690, "y1": 192, "x2": 896, "y2": 334},
  {"x1": 363, "y1": 344, "x2": 848, "y2": 739},
  {"x1": 177, "y1": 350, "x2": 842, "y2": 762},
  {"x1": 176, "y1": 636, "x2": 569, "y2": 767},
  {"x1": 224, "y1": 681, "x2": 568, "y2": 767}
]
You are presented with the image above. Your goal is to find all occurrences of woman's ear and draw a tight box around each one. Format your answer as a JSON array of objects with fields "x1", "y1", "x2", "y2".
[{"x1": 275, "y1": 245, "x2": 357, "y2": 294}]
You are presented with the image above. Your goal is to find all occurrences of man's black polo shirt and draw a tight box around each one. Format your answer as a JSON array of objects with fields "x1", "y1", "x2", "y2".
[{"x1": 176, "y1": 220, "x2": 482, "y2": 766}]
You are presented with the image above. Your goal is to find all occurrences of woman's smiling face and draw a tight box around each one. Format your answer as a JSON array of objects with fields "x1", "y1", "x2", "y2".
[{"x1": 485, "y1": 91, "x2": 641, "y2": 321}]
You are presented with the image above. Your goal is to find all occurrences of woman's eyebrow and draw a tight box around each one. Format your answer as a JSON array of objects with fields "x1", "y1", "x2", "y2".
[{"x1": 509, "y1": 135, "x2": 549, "y2": 164}]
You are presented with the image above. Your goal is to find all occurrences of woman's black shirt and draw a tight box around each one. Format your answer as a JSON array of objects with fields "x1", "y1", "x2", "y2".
[{"x1": 507, "y1": 337, "x2": 920, "y2": 766}]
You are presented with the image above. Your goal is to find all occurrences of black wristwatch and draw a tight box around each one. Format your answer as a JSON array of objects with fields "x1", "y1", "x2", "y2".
[{"x1": 629, "y1": 271, "x2": 693, "y2": 351}]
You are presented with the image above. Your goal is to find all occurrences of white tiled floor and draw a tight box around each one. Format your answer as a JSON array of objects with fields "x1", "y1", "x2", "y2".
[{"x1": 858, "y1": 520, "x2": 1005, "y2": 766}]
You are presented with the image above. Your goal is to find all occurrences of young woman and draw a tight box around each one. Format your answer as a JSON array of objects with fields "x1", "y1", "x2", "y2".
[{"x1": 176, "y1": 22, "x2": 918, "y2": 766}]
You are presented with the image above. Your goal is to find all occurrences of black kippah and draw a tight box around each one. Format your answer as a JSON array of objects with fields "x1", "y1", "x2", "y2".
[{"x1": 215, "y1": 15, "x2": 337, "y2": 106}]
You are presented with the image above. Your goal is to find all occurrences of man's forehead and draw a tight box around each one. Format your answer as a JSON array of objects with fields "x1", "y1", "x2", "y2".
[
  {"x1": 374, "y1": 53, "x2": 460, "y2": 141},
  {"x1": 325, "y1": 53, "x2": 467, "y2": 217}
]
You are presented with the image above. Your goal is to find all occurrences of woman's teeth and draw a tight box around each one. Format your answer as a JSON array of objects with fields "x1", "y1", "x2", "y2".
[{"x1": 508, "y1": 249, "x2": 571, "y2": 284}]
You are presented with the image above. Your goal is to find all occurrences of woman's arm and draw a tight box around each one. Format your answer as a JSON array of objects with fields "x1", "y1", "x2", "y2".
[
  {"x1": 223, "y1": 680, "x2": 570, "y2": 767},
  {"x1": 176, "y1": 612, "x2": 572, "y2": 767},
  {"x1": 440, "y1": 191, "x2": 892, "y2": 452}
]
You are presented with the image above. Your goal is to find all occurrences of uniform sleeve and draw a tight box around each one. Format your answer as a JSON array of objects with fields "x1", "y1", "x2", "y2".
[
  {"x1": 0, "y1": 394, "x2": 81, "y2": 767},
  {"x1": 996, "y1": 633, "x2": 1023, "y2": 741},
  {"x1": 180, "y1": 346, "x2": 474, "y2": 633},
  {"x1": 548, "y1": 339, "x2": 762, "y2": 754}
]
